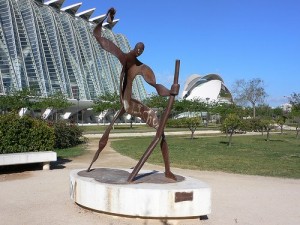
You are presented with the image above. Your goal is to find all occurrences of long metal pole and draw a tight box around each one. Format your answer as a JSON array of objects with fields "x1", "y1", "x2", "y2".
[{"x1": 127, "y1": 60, "x2": 180, "y2": 182}]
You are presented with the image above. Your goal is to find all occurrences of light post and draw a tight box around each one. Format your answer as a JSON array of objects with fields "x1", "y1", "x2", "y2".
[
  {"x1": 205, "y1": 97, "x2": 210, "y2": 127},
  {"x1": 81, "y1": 109, "x2": 84, "y2": 125},
  {"x1": 77, "y1": 98, "x2": 79, "y2": 125},
  {"x1": 205, "y1": 97, "x2": 210, "y2": 105}
]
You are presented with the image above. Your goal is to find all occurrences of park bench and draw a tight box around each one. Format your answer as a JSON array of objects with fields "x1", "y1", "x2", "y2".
[{"x1": 0, "y1": 151, "x2": 57, "y2": 170}]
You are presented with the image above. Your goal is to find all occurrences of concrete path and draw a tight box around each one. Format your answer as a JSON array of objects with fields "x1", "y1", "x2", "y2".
[
  {"x1": 0, "y1": 135, "x2": 299, "y2": 225},
  {"x1": 84, "y1": 130, "x2": 221, "y2": 138}
]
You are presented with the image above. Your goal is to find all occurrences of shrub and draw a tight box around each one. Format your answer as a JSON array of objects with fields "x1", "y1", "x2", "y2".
[
  {"x1": 167, "y1": 118, "x2": 185, "y2": 128},
  {"x1": 0, "y1": 113, "x2": 55, "y2": 154},
  {"x1": 167, "y1": 117, "x2": 202, "y2": 139},
  {"x1": 52, "y1": 121, "x2": 83, "y2": 149},
  {"x1": 246, "y1": 118, "x2": 263, "y2": 132}
]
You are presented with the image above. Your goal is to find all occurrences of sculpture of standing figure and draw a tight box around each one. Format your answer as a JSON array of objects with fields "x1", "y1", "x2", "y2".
[{"x1": 87, "y1": 8, "x2": 180, "y2": 182}]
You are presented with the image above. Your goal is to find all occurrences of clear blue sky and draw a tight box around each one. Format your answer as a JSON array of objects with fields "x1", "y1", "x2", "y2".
[{"x1": 63, "y1": 0, "x2": 300, "y2": 107}]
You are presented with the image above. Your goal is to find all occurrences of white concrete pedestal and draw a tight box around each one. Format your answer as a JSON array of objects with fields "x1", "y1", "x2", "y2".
[{"x1": 70, "y1": 168, "x2": 211, "y2": 218}]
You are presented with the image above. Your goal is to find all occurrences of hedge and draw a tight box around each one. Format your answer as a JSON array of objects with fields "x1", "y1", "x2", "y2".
[
  {"x1": 0, "y1": 113, "x2": 84, "y2": 153},
  {"x1": 50, "y1": 121, "x2": 83, "y2": 149},
  {"x1": 0, "y1": 113, "x2": 55, "y2": 154}
]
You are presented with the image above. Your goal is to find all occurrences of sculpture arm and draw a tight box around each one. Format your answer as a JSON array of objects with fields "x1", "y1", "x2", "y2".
[
  {"x1": 93, "y1": 8, "x2": 126, "y2": 65},
  {"x1": 140, "y1": 64, "x2": 176, "y2": 97}
]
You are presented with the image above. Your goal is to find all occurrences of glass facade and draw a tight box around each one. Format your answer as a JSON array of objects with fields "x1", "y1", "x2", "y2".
[{"x1": 0, "y1": 0, "x2": 147, "y2": 101}]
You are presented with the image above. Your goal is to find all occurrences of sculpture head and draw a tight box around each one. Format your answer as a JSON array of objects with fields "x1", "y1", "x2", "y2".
[
  {"x1": 134, "y1": 42, "x2": 144, "y2": 57},
  {"x1": 107, "y1": 8, "x2": 116, "y2": 23}
]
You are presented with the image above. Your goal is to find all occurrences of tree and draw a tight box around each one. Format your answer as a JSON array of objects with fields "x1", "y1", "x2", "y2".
[
  {"x1": 173, "y1": 99, "x2": 194, "y2": 114},
  {"x1": 144, "y1": 93, "x2": 168, "y2": 110},
  {"x1": 289, "y1": 92, "x2": 300, "y2": 110},
  {"x1": 276, "y1": 116, "x2": 285, "y2": 135},
  {"x1": 221, "y1": 113, "x2": 242, "y2": 146},
  {"x1": 0, "y1": 94, "x2": 10, "y2": 113},
  {"x1": 93, "y1": 92, "x2": 120, "y2": 112},
  {"x1": 246, "y1": 118, "x2": 263, "y2": 133},
  {"x1": 2, "y1": 89, "x2": 34, "y2": 113},
  {"x1": 173, "y1": 98, "x2": 208, "y2": 121},
  {"x1": 272, "y1": 106, "x2": 284, "y2": 117},
  {"x1": 143, "y1": 93, "x2": 168, "y2": 118},
  {"x1": 289, "y1": 92, "x2": 300, "y2": 138},
  {"x1": 261, "y1": 118, "x2": 275, "y2": 141},
  {"x1": 255, "y1": 104, "x2": 273, "y2": 118},
  {"x1": 191, "y1": 98, "x2": 209, "y2": 112},
  {"x1": 293, "y1": 117, "x2": 300, "y2": 139},
  {"x1": 38, "y1": 92, "x2": 71, "y2": 110},
  {"x1": 182, "y1": 117, "x2": 202, "y2": 139},
  {"x1": 232, "y1": 78, "x2": 267, "y2": 118},
  {"x1": 210, "y1": 102, "x2": 245, "y2": 124},
  {"x1": 36, "y1": 92, "x2": 72, "y2": 120},
  {"x1": 0, "y1": 89, "x2": 71, "y2": 120},
  {"x1": 291, "y1": 107, "x2": 300, "y2": 139},
  {"x1": 166, "y1": 117, "x2": 202, "y2": 139},
  {"x1": 93, "y1": 92, "x2": 121, "y2": 122}
]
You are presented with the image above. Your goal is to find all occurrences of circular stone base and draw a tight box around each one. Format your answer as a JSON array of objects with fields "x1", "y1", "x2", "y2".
[{"x1": 70, "y1": 168, "x2": 211, "y2": 218}]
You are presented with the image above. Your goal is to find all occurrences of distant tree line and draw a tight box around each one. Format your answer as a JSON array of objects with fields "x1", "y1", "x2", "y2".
[{"x1": 0, "y1": 88, "x2": 71, "y2": 119}]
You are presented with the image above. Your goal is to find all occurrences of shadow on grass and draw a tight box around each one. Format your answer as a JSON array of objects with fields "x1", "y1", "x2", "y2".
[
  {"x1": 219, "y1": 141, "x2": 229, "y2": 145},
  {"x1": 183, "y1": 137, "x2": 200, "y2": 140},
  {"x1": 113, "y1": 126, "x2": 138, "y2": 130},
  {"x1": 264, "y1": 139, "x2": 285, "y2": 142}
]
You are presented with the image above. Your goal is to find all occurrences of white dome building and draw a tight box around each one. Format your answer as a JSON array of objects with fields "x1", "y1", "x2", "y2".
[{"x1": 182, "y1": 74, "x2": 233, "y2": 103}]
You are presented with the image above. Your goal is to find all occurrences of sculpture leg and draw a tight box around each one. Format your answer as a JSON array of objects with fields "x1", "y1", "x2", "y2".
[
  {"x1": 126, "y1": 99, "x2": 176, "y2": 182},
  {"x1": 125, "y1": 99, "x2": 162, "y2": 182},
  {"x1": 87, "y1": 107, "x2": 125, "y2": 172},
  {"x1": 127, "y1": 132, "x2": 176, "y2": 182},
  {"x1": 160, "y1": 133, "x2": 177, "y2": 180},
  {"x1": 127, "y1": 134, "x2": 161, "y2": 182}
]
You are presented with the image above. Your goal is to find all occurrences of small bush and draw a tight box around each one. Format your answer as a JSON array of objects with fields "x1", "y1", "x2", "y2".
[
  {"x1": 0, "y1": 113, "x2": 55, "y2": 154},
  {"x1": 51, "y1": 121, "x2": 83, "y2": 149},
  {"x1": 167, "y1": 117, "x2": 202, "y2": 128},
  {"x1": 167, "y1": 118, "x2": 185, "y2": 128}
]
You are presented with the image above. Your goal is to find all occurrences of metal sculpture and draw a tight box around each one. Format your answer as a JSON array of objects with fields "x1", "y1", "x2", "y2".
[{"x1": 87, "y1": 8, "x2": 180, "y2": 182}]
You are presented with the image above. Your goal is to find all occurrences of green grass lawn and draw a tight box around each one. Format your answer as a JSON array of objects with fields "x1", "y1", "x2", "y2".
[
  {"x1": 111, "y1": 133, "x2": 300, "y2": 179},
  {"x1": 80, "y1": 124, "x2": 156, "y2": 134},
  {"x1": 54, "y1": 144, "x2": 86, "y2": 158},
  {"x1": 80, "y1": 124, "x2": 219, "y2": 134}
]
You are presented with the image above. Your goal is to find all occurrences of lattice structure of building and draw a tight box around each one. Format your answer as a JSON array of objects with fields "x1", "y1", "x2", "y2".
[{"x1": 0, "y1": 0, "x2": 147, "y2": 102}]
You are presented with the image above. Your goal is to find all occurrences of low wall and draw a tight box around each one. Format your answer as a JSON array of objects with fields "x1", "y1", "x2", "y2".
[{"x1": 0, "y1": 151, "x2": 57, "y2": 170}]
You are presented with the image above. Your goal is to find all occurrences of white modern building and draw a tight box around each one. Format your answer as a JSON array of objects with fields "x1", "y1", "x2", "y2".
[
  {"x1": 281, "y1": 103, "x2": 292, "y2": 112},
  {"x1": 0, "y1": 0, "x2": 147, "y2": 122},
  {"x1": 182, "y1": 74, "x2": 233, "y2": 104}
]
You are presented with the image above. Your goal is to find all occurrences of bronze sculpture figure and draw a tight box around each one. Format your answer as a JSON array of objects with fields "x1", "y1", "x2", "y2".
[{"x1": 87, "y1": 8, "x2": 180, "y2": 182}]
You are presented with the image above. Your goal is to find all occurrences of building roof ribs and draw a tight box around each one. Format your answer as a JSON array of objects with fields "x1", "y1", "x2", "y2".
[
  {"x1": 75, "y1": 8, "x2": 96, "y2": 20},
  {"x1": 61, "y1": 2, "x2": 82, "y2": 15},
  {"x1": 44, "y1": 0, "x2": 65, "y2": 9}
]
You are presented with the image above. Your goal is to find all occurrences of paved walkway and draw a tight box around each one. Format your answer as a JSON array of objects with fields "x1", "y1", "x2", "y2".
[
  {"x1": 0, "y1": 133, "x2": 300, "y2": 225},
  {"x1": 84, "y1": 130, "x2": 221, "y2": 138}
]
